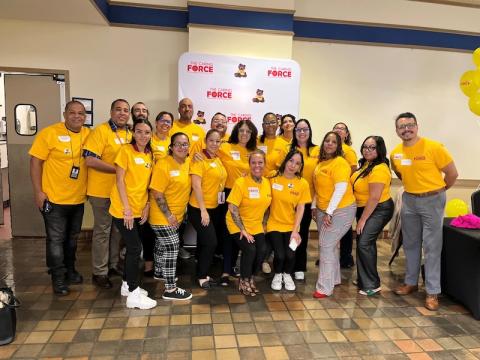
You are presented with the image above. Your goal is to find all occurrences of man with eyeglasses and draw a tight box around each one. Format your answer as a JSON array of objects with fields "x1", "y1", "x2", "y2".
[
  {"x1": 390, "y1": 112, "x2": 458, "y2": 311},
  {"x1": 190, "y1": 112, "x2": 229, "y2": 155},
  {"x1": 170, "y1": 98, "x2": 205, "y2": 154},
  {"x1": 131, "y1": 102, "x2": 149, "y2": 124}
]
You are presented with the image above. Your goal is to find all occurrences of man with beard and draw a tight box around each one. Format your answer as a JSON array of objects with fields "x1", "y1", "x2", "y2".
[
  {"x1": 390, "y1": 112, "x2": 457, "y2": 311},
  {"x1": 190, "y1": 112, "x2": 229, "y2": 154},
  {"x1": 131, "y1": 102, "x2": 149, "y2": 124}
]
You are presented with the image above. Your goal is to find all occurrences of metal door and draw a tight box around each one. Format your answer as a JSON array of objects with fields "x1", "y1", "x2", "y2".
[{"x1": 5, "y1": 74, "x2": 65, "y2": 237}]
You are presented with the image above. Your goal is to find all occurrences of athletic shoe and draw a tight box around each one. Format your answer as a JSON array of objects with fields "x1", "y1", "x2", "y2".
[
  {"x1": 271, "y1": 273, "x2": 283, "y2": 291},
  {"x1": 294, "y1": 271, "x2": 304, "y2": 280},
  {"x1": 178, "y1": 248, "x2": 192, "y2": 259},
  {"x1": 283, "y1": 273, "x2": 296, "y2": 291},
  {"x1": 162, "y1": 287, "x2": 192, "y2": 301},
  {"x1": 262, "y1": 262, "x2": 272, "y2": 274},
  {"x1": 126, "y1": 287, "x2": 157, "y2": 309},
  {"x1": 121, "y1": 281, "x2": 148, "y2": 297},
  {"x1": 358, "y1": 287, "x2": 381, "y2": 296}
]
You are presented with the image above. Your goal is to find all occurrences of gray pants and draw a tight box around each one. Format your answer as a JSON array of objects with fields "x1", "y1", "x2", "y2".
[
  {"x1": 316, "y1": 204, "x2": 356, "y2": 295},
  {"x1": 401, "y1": 191, "x2": 446, "y2": 295},
  {"x1": 89, "y1": 196, "x2": 121, "y2": 276}
]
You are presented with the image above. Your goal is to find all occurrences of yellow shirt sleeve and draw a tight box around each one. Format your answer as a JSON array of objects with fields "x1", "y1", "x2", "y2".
[
  {"x1": 189, "y1": 159, "x2": 205, "y2": 178},
  {"x1": 433, "y1": 143, "x2": 453, "y2": 170},
  {"x1": 29, "y1": 128, "x2": 53, "y2": 160},
  {"x1": 83, "y1": 124, "x2": 106, "y2": 156},
  {"x1": 226, "y1": 178, "x2": 244, "y2": 207},
  {"x1": 368, "y1": 164, "x2": 391, "y2": 185},
  {"x1": 299, "y1": 178, "x2": 312, "y2": 204},
  {"x1": 342, "y1": 143, "x2": 358, "y2": 167},
  {"x1": 150, "y1": 160, "x2": 170, "y2": 193},
  {"x1": 332, "y1": 160, "x2": 351, "y2": 184},
  {"x1": 114, "y1": 146, "x2": 129, "y2": 171}
]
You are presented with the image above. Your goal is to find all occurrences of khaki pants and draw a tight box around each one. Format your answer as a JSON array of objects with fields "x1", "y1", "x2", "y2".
[{"x1": 89, "y1": 196, "x2": 121, "y2": 276}]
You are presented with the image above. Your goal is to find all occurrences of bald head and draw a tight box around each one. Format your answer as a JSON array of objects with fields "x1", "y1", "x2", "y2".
[{"x1": 178, "y1": 98, "x2": 193, "y2": 123}]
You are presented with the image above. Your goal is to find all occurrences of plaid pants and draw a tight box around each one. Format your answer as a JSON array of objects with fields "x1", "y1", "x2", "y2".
[{"x1": 151, "y1": 225, "x2": 179, "y2": 290}]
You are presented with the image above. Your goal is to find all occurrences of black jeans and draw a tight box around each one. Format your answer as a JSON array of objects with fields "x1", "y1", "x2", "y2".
[
  {"x1": 294, "y1": 203, "x2": 311, "y2": 272},
  {"x1": 356, "y1": 199, "x2": 394, "y2": 291},
  {"x1": 221, "y1": 188, "x2": 239, "y2": 274},
  {"x1": 112, "y1": 217, "x2": 151, "y2": 292},
  {"x1": 232, "y1": 233, "x2": 266, "y2": 279},
  {"x1": 268, "y1": 231, "x2": 296, "y2": 274},
  {"x1": 41, "y1": 203, "x2": 84, "y2": 280},
  {"x1": 340, "y1": 228, "x2": 354, "y2": 267},
  {"x1": 188, "y1": 205, "x2": 220, "y2": 279}
]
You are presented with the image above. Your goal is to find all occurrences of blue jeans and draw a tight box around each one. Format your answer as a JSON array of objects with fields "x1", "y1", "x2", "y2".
[{"x1": 41, "y1": 203, "x2": 84, "y2": 280}]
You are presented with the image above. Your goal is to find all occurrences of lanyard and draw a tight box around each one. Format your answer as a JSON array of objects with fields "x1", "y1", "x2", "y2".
[{"x1": 64, "y1": 125, "x2": 82, "y2": 167}]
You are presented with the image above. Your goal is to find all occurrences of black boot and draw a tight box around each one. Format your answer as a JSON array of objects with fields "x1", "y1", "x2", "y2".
[
  {"x1": 66, "y1": 269, "x2": 83, "y2": 284},
  {"x1": 52, "y1": 278, "x2": 70, "y2": 296}
]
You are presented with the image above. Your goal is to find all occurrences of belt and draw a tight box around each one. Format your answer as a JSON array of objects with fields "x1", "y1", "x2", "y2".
[{"x1": 406, "y1": 188, "x2": 445, "y2": 198}]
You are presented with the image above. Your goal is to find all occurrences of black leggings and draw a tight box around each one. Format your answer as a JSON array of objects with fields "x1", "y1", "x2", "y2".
[
  {"x1": 268, "y1": 231, "x2": 296, "y2": 274},
  {"x1": 294, "y1": 203, "x2": 312, "y2": 272},
  {"x1": 232, "y1": 233, "x2": 266, "y2": 279},
  {"x1": 221, "y1": 188, "x2": 239, "y2": 274},
  {"x1": 187, "y1": 205, "x2": 220, "y2": 279}
]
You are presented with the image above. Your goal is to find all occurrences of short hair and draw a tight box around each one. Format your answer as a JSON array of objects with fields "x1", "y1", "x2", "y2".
[
  {"x1": 259, "y1": 112, "x2": 277, "y2": 143},
  {"x1": 276, "y1": 149, "x2": 304, "y2": 178},
  {"x1": 168, "y1": 132, "x2": 189, "y2": 156},
  {"x1": 357, "y1": 136, "x2": 390, "y2": 179},
  {"x1": 131, "y1": 102, "x2": 149, "y2": 116},
  {"x1": 319, "y1": 131, "x2": 343, "y2": 161},
  {"x1": 155, "y1": 111, "x2": 174, "y2": 122},
  {"x1": 395, "y1": 112, "x2": 417, "y2": 127},
  {"x1": 333, "y1": 122, "x2": 352, "y2": 146},
  {"x1": 228, "y1": 120, "x2": 258, "y2": 151},
  {"x1": 279, "y1": 114, "x2": 296, "y2": 135},
  {"x1": 111, "y1": 98, "x2": 129, "y2": 111},
  {"x1": 64, "y1": 100, "x2": 85, "y2": 112}
]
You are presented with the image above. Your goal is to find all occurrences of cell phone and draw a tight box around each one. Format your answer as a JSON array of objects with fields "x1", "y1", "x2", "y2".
[{"x1": 42, "y1": 199, "x2": 52, "y2": 214}]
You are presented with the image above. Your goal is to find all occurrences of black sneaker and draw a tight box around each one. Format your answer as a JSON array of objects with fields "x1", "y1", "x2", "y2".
[
  {"x1": 92, "y1": 275, "x2": 113, "y2": 289},
  {"x1": 65, "y1": 270, "x2": 83, "y2": 284},
  {"x1": 162, "y1": 287, "x2": 192, "y2": 301},
  {"x1": 52, "y1": 280, "x2": 70, "y2": 296},
  {"x1": 108, "y1": 267, "x2": 123, "y2": 277}
]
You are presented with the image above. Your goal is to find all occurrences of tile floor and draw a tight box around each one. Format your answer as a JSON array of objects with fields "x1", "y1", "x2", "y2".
[{"x1": 0, "y1": 236, "x2": 479, "y2": 359}]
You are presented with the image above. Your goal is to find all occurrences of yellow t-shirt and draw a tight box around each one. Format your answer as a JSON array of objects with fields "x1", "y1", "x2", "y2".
[
  {"x1": 189, "y1": 132, "x2": 230, "y2": 155},
  {"x1": 170, "y1": 120, "x2": 205, "y2": 153},
  {"x1": 29, "y1": 122, "x2": 90, "y2": 205},
  {"x1": 390, "y1": 138, "x2": 453, "y2": 193},
  {"x1": 258, "y1": 136, "x2": 291, "y2": 175},
  {"x1": 109, "y1": 145, "x2": 153, "y2": 218},
  {"x1": 266, "y1": 175, "x2": 311, "y2": 233},
  {"x1": 351, "y1": 163, "x2": 392, "y2": 207},
  {"x1": 149, "y1": 156, "x2": 191, "y2": 225},
  {"x1": 83, "y1": 121, "x2": 132, "y2": 198},
  {"x1": 189, "y1": 156, "x2": 227, "y2": 209},
  {"x1": 218, "y1": 142, "x2": 252, "y2": 189},
  {"x1": 342, "y1": 143, "x2": 358, "y2": 169},
  {"x1": 226, "y1": 175, "x2": 272, "y2": 235},
  {"x1": 151, "y1": 133, "x2": 169, "y2": 162},
  {"x1": 313, "y1": 156, "x2": 356, "y2": 211}
]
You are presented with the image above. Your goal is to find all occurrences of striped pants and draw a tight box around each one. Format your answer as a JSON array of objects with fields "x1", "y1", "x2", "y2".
[
  {"x1": 151, "y1": 225, "x2": 179, "y2": 291},
  {"x1": 316, "y1": 204, "x2": 356, "y2": 296}
]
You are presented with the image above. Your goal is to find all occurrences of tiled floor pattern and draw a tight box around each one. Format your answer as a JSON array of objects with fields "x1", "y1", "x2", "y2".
[{"x1": 1, "y1": 236, "x2": 480, "y2": 359}]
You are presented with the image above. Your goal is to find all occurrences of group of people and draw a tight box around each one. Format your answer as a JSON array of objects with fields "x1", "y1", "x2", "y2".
[{"x1": 29, "y1": 97, "x2": 458, "y2": 312}]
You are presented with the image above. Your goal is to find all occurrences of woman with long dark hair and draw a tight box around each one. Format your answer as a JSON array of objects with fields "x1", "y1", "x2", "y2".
[{"x1": 351, "y1": 136, "x2": 394, "y2": 296}]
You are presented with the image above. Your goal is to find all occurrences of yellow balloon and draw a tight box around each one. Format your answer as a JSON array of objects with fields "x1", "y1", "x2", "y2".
[
  {"x1": 474, "y1": 70, "x2": 480, "y2": 88},
  {"x1": 469, "y1": 92, "x2": 480, "y2": 116},
  {"x1": 474, "y1": 47, "x2": 480, "y2": 68},
  {"x1": 445, "y1": 199, "x2": 469, "y2": 217},
  {"x1": 460, "y1": 70, "x2": 479, "y2": 97}
]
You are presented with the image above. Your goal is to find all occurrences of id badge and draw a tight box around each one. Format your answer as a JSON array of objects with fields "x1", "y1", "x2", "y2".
[
  {"x1": 70, "y1": 166, "x2": 80, "y2": 180},
  {"x1": 218, "y1": 191, "x2": 225, "y2": 204}
]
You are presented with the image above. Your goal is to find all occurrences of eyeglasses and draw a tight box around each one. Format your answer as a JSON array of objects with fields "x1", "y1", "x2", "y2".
[
  {"x1": 212, "y1": 119, "x2": 227, "y2": 125},
  {"x1": 397, "y1": 123, "x2": 417, "y2": 130},
  {"x1": 157, "y1": 119, "x2": 172, "y2": 125},
  {"x1": 239, "y1": 129, "x2": 252, "y2": 134},
  {"x1": 263, "y1": 121, "x2": 278, "y2": 126},
  {"x1": 333, "y1": 126, "x2": 347, "y2": 131},
  {"x1": 173, "y1": 142, "x2": 189, "y2": 149},
  {"x1": 362, "y1": 145, "x2": 377, "y2": 152},
  {"x1": 295, "y1": 127, "x2": 310, "y2": 133}
]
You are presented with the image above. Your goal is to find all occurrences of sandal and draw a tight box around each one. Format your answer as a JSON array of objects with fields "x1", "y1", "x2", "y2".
[
  {"x1": 239, "y1": 279, "x2": 256, "y2": 297},
  {"x1": 249, "y1": 277, "x2": 260, "y2": 294},
  {"x1": 220, "y1": 275, "x2": 230, "y2": 287}
]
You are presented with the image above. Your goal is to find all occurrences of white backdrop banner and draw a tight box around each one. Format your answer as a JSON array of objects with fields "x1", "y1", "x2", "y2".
[{"x1": 178, "y1": 52, "x2": 301, "y2": 133}]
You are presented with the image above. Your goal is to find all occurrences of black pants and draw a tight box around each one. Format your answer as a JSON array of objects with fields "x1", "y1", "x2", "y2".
[
  {"x1": 41, "y1": 203, "x2": 84, "y2": 280},
  {"x1": 112, "y1": 217, "x2": 151, "y2": 291},
  {"x1": 356, "y1": 199, "x2": 394, "y2": 291},
  {"x1": 188, "y1": 205, "x2": 220, "y2": 279},
  {"x1": 141, "y1": 223, "x2": 155, "y2": 262},
  {"x1": 232, "y1": 233, "x2": 266, "y2": 278},
  {"x1": 268, "y1": 231, "x2": 295, "y2": 274},
  {"x1": 340, "y1": 228, "x2": 354, "y2": 267},
  {"x1": 294, "y1": 203, "x2": 311, "y2": 272},
  {"x1": 221, "y1": 188, "x2": 239, "y2": 274}
]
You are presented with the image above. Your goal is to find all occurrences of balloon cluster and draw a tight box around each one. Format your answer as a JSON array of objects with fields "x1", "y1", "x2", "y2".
[
  {"x1": 445, "y1": 198, "x2": 469, "y2": 217},
  {"x1": 460, "y1": 48, "x2": 480, "y2": 116}
]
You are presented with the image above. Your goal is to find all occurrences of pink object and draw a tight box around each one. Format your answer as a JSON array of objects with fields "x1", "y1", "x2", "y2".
[{"x1": 450, "y1": 214, "x2": 480, "y2": 229}]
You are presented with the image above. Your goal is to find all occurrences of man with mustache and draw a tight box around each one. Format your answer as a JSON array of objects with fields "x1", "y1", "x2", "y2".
[
  {"x1": 131, "y1": 102, "x2": 149, "y2": 124},
  {"x1": 390, "y1": 112, "x2": 457, "y2": 311}
]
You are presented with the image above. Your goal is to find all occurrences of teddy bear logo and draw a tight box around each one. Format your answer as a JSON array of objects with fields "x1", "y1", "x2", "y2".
[
  {"x1": 193, "y1": 110, "x2": 206, "y2": 125},
  {"x1": 252, "y1": 89, "x2": 265, "y2": 103},
  {"x1": 234, "y1": 64, "x2": 247, "y2": 78}
]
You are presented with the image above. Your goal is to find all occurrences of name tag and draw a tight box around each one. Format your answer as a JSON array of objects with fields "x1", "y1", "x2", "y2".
[
  {"x1": 248, "y1": 187, "x2": 260, "y2": 199},
  {"x1": 114, "y1": 138, "x2": 123, "y2": 145},
  {"x1": 258, "y1": 145, "x2": 267, "y2": 153},
  {"x1": 58, "y1": 135, "x2": 71, "y2": 142},
  {"x1": 393, "y1": 153, "x2": 403, "y2": 160},
  {"x1": 401, "y1": 159, "x2": 412, "y2": 166},
  {"x1": 230, "y1": 151, "x2": 241, "y2": 161},
  {"x1": 170, "y1": 170, "x2": 180, "y2": 177},
  {"x1": 192, "y1": 135, "x2": 199, "y2": 142},
  {"x1": 134, "y1": 157, "x2": 145, "y2": 165},
  {"x1": 157, "y1": 145, "x2": 165, "y2": 152},
  {"x1": 272, "y1": 183, "x2": 283, "y2": 191},
  {"x1": 210, "y1": 162, "x2": 217, "y2": 168}
]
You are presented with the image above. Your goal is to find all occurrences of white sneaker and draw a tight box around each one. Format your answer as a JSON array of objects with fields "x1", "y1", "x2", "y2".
[
  {"x1": 271, "y1": 273, "x2": 283, "y2": 291},
  {"x1": 262, "y1": 262, "x2": 272, "y2": 274},
  {"x1": 283, "y1": 273, "x2": 296, "y2": 291},
  {"x1": 126, "y1": 287, "x2": 157, "y2": 309},
  {"x1": 121, "y1": 281, "x2": 148, "y2": 297},
  {"x1": 294, "y1": 271, "x2": 304, "y2": 280}
]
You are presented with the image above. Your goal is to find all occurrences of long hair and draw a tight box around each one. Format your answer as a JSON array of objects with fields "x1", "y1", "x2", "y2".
[
  {"x1": 333, "y1": 122, "x2": 352, "y2": 146},
  {"x1": 290, "y1": 119, "x2": 316, "y2": 156},
  {"x1": 319, "y1": 131, "x2": 343, "y2": 161},
  {"x1": 228, "y1": 120, "x2": 257, "y2": 151},
  {"x1": 259, "y1": 112, "x2": 277, "y2": 144},
  {"x1": 130, "y1": 120, "x2": 153, "y2": 153},
  {"x1": 278, "y1": 114, "x2": 296, "y2": 135},
  {"x1": 356, "y1": 136, "x2": 390, "y2": 178},
  {"x1": 168, "y1": 132, "x2": 189, "y2": 156},
  {"x1": 274, "y1": 149, "x2": 304, "y2": 178}
]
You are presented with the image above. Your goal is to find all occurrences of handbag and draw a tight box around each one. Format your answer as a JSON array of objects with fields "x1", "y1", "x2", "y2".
[{"x1": 0, "y1": 287, "x2": 20, "y2": 346}]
